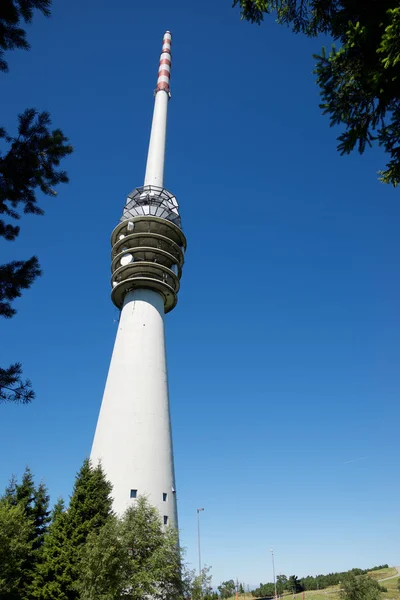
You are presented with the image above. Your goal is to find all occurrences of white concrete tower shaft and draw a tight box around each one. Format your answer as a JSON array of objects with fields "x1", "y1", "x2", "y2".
[{"x1": 90, "y1": 31, "x2": 186, "y2": 528}]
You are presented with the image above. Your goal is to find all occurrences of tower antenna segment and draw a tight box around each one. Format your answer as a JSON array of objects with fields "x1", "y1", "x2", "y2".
[
  {"x1": 90, "y1": 31, "x2": 186, "y2": 529},
  {"x1": 144, "y1": 30, "x2": 172, "y2": 188}
]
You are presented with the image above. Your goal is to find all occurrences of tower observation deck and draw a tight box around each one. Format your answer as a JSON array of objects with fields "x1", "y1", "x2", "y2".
[
  {"x1": 90, "y1": 31, "x2": 185, "y2": 527},
  {"x1": 111, "y1": 185, "x2": 186, "y2": 313}
]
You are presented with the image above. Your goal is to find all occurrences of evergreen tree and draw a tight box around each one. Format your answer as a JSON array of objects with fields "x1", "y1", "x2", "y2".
[
  {"x1": 31, "y1": 459, "x2": 113, "y2": 600},
  {"x1": 276, "y1": 575, "x2": 288, "y2": 595},
  {"x1": 0, "y1": 0, "x2": 72, "y2": 404},
  {"x1": 4, "y1": 467, "x2": 51, "y2": 548},
  {"x1": 30, "y1": 499, "x2": 70, "y2": 600},
  {"x1": 0, "y1": 499, "x2": 33, "y2": 599},
  {"x1": 2, "y1": 468, "x2": 51, "y2": 599},
  {"x1": 287, "y1": 575, "x2": 303, "y2": 594},
  {"x1": 32, "y1": 482, "x2": 51, "y2": 550}
]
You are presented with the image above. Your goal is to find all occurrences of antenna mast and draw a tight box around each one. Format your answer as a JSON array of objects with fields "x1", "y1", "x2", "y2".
[{"x1": 144, "y1": 31, "x2": 172, "y2": 187}]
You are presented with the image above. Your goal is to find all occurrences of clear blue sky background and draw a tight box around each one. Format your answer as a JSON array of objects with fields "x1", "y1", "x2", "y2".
[{"x1": 1, "y1": 0, "x2": 399, "y2": 588}]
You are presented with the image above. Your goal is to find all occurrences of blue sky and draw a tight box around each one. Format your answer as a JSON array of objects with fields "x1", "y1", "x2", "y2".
[{"x1": 1, "y1": 0, "x2": 399, "y2": 587}]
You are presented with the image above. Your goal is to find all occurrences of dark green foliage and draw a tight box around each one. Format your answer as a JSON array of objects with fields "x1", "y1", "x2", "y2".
[
  {"x1": 252, "y1": 565, "x2": 390, "y2": 596},
  {"x1": 0, "y1": 109, "x2": 72, "y2": 233},
  {"x1": 67, "y1": 459, "x2": 114, "y2": 546},
  {"x1": 31, "y1": 482, "x2": 51, "y2": 551},
  {"x1": 233, "y1": 0, "x2": 400, "y2": 186},
  {"x1": 30, "y1": 499, "x2": 71, "y2": 600},
  {"x1": 288, "y1": 575, "x2": 303, "y2": 594},
  {"x1": 0, "y1": 109, "x2": 73, "y2": 329},
  {"x1": 299, "y1": 566, "x2": 389, "y2": 591},
  {"x1": 0, "y1": 468, "x2": 50, "y2": 599},
  {"x1": 340, "y1": 573, "x2": 386, "y2": 600},
  {"x1": 218, "y1": 579, "x2": 236, "y2": 599},
  {"x1": 0, "y1": 0, "x2": 51, "y2": 72},
  {"x1": 276, "y1": 574, "x2": 288, "y2": 595},
  {"x1": 0, "y1": 466, "x2": 194, "y2": 600},
  {"x1": 0, "y1": 258, "x2": 41, "y2": 319},
  {"x1": 0, "y1": 500, "x2": 33, "y2": 599},
  {"x1": 31, "y1": 460, "x2": 113, "y2": 600},
  {"x1": 4, "y1": 467, "x2": 50, "y2": 550},
  {"x1": 0, "y1": 1, "x2": 72, "y2": 404},
  {"x1": 0, "y1": 362, "x2": 35, "y2": 404},
  {"x1": 252, "y1": 582, "x2": 275, "y2": 597}
]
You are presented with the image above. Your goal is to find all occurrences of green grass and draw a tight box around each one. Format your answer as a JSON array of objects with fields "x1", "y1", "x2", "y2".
[
  {"x1": 243, "y1": 567, "x2": 399, "y2": 600},
  {"x1": 380, "y1": 576, "x2": 400, "y2": 600},
  {"x1": 368, "y1": 568, "x2": 398, "y2": 581},
  {"x1": 286, "y1": 587, "x2": 340, "y2": 600}
]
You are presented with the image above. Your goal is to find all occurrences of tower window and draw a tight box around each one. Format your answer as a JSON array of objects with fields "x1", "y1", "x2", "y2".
[
  {"x1": 130, "y1": 489, "x2": 137, "y2": 499},
  {"x1": 163, "y1": 515, "x2": 168, "y2": 525},
  {"x1": 163, "y1": 493, "x2": 167, "y2": 502}
]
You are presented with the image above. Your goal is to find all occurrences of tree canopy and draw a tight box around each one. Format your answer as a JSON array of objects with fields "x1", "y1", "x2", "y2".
[
  {"x1": 340, "y1": 573, "x2": 386, "y2": 600},
  {"x1": 233, "y1": 0, "x2": 400, "y2": 186},
  {"x1": 77, "y1": 496, "x2": 185, "y2": 600},
  {"x1": 31, "y1": 459, "x2": 113, "y2": 599},
  {"x1": 0, "y1": 0, "x2": 72, "y2": 404},
  {"x1": 0, "y1": 500, "x2": 33, "y2": 599},
  {"x1": 251, "y1": 565, "x2": 389, "y2": 596},
  {"x1": 189, "y1": 565, "x2": 215, "y2": 600},
  {"x1": 218, "y1": 579, "x2": 236, "y2": 599}
]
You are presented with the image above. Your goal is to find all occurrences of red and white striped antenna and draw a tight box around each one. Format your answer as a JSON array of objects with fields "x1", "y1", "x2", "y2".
[
  {"x1": 156, "y1": 31, "x2": 172, "y2": 95},
  {"x1": 144, "y1": 32, "x2": 173, "y2": 187}
]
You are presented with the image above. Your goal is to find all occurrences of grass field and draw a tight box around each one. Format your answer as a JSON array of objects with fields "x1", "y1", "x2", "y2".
[
  {"x1": 380, "y1": 576, "x2": 400, "y2": 600},
  {"x1": 286, "y1": 585, "x2": 340, "y2": 600},
  {"x1": 233, "y1": 568, "x2": 400, "y2": 600},
  {"x1": 368, "y1": 568, "x2": 398, "y2": 581}
]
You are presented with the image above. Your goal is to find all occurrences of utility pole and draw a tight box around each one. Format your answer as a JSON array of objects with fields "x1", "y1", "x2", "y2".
[
  {"x1": 197, "y1": 508, "x2": 204, "y2": 576},
  {"x1": 270, "y1": 549, "x2": 277, "y2": 600}
]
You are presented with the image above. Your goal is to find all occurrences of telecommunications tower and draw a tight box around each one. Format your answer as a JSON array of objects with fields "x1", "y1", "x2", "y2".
[{"x1": 90, "y1": 31, "x2": 185, "y2": 527}]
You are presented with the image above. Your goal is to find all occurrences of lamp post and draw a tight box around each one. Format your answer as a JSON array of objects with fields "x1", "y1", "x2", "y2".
[
  {"x1": 197, "y1": 508, "x2": 204, "y2": 576},
  {"x1": 269, "y1": 549, "x2": 277, "y2": 600}
]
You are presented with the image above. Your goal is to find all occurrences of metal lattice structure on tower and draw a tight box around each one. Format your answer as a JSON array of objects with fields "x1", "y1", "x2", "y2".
[{"x1": 90, "y1": 32, "x2": 185, "y2": 527}]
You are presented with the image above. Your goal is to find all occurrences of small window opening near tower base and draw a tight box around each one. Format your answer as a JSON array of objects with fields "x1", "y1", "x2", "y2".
[
  {"x1": 163, "y1": 492, "x2": 167, "y2": 502},
  {"x1": 163, "y1": 515, "x2": 168, "y2": 525},
  {"x1": 130, "y1": 489, "x2": 137, "y2": 499}
]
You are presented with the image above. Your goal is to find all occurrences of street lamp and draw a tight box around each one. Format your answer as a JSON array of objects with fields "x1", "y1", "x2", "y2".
[
  {"x1": 197, "y1": 508, "x2": 204, "y2": 576},
  {"x1": 269, "y1": 549, "x2": 277, "y2": 600}
]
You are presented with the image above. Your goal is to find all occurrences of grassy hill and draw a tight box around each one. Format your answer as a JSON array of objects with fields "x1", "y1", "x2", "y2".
[
  {"x1": 229, "y1": 567, "x2": 400, "y2": 600},
  {"x1": 285, "y1": 573, "x2": 400, "y2": 600},
  {"x1": 284, "y1": 568, "x2": 399, "y2": 600},
  {"x1": 380, "y1": 575, "x2": 400, "y2": 600}
]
